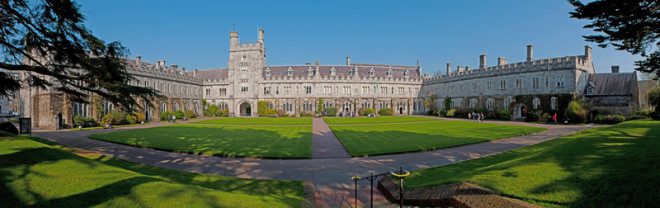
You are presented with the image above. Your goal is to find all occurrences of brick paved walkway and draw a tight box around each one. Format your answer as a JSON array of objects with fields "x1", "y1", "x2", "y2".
[
  {"x1": 32, "y1": 117, "x2": 595, "y2": 207},
  {"x1": 312, "y1": 118, "x2": 351, "y2": 159}
]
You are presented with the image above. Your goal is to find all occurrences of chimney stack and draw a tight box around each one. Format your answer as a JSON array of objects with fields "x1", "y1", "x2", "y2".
[
  {"x1": 229, "y1": 31, "x2": 239, "y2": 49},
  {"x1": 611, "y1": 65, "x2": 620, "y2": 73},
  {"x1": 497, "y1": 57, "x2": 507, "y2": 66},
  {"x1": 346, "y1": 56, "x2": 351, "y2": 65},
  {"x1": 136, "y1": 56, "x2": 142, "y2": 66},
  {"x1": 156, "y1": 60, "x2": 166, "y2": 68},
  {"x1": 526, "y1": 45, "x2": 534, "y2": 62},
  {"x1": 257, "y1": 28, "x2": 264, "y2": 44},
  {"x1": 585, "y1": 45, "x2": 592, "y2": 60},
  {"x1": 479, "y1": 53, "x2": 487, "y2": 68},
  {"x1": 446, "y1": 63, "x2": 451, "y2": 75}
]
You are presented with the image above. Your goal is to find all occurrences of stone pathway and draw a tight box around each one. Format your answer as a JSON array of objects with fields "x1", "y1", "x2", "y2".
[
  {"x1": 32, "y1": 117, "x2": 596, "y2": 207},
  {"x1": 312, "y1": 118, "x2": 351, "y2": 159}
]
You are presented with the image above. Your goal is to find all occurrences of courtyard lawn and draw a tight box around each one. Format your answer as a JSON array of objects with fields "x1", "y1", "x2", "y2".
[
  {"x1": 90, "y1": 124, "x2": 312, "y2": 158},
  {"x1": 405, "y1": 120, "x2": 660, "y2": 207},
  {"x1": 329, "y1": 120, "x2": 545, "y2": 156},
  {"x1": 323, "y1": 116, "x2": 438, "y2": 125},
  {"x1": 0, "y1": 134, "x2": 305, "y2": 207},
  {"x1": 195, "y1": 117, "x2": 312, "y2": 125}
]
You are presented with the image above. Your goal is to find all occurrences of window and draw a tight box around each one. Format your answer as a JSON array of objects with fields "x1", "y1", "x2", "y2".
[
  {"x1": 275, "y1": 86, "x2": 279, "y2": 94},
  {"x1": 486, "y1": 98, "x2": 495, "y2": 110},
  {"x1": 381, "y1": 87, "x2": 388, "y2": 94},
  {"x1": 283, "y1": 102, "x2": 293, "y2": 112},
  {"x1": 362, "y1": 86, "x2": 370, "y2": 94},
  {"x1": 469, "y1": 99, "x2": 478, "y2": 108},
  {"x1": 361, "y1": 102, "x2": 371, "y2": 109},
  {"x1": 533, "y1": 97, "x2": 541, "y2": 110},
  {"x1": 386, "y1": 69, "x2": 393, "y2": 77},
  {"x1": 343, "y1": 86, "x2": 351, "y2": 94},
  {"x1": 241, "y1": 87, "x2": 249, "y2": 92},
  {"x1": 516, "y1": 78, "x2": 522, "y2": 89},
  {"x1": 550, "y1": 97, "x2": 558, "y2": 110},
  {"x1": 205, "y1": 89, "x2": 210, "y2": 96},
  {"x1": 305, "y1": 86, "x2": 312, "y2": 94},
  {"x1": 487, "y1": 81, "x2": 492, "y2": 90},
  {"x1": 218, "y1": 102, "x2": 228, "y2": 110},
  {"x1": 500, "y1": 80, "x2": 506, "y2": 90},
  {"x1": 287, "y1": 67, "x2": 293, "y2": 76},
  {"x1": 330, "y1": 67, "x2": 336, "y2": 76},
  {"x1": 557, "y1": 75, "x2": 565, "y2": 87},
  {"x1": 303, "y1": 102, "x2": 314, "y2": 111},
  {"x1": 284, "y1": 86, "x2": 291, "y2": 94},
  {"x1": 219, "y1": 88, "x2": 227, "y2": 95},
  {"x1": 369, "y1": 68, "x2": 375, "y2": 76},
  {"x1": 264, "y1": 87, "x2": 271, "y2": 95},
  {"x1": 324, "y1": 101, "x2": 333, "y2": 109},
  {"x1": 398, "y1": 87, "x2": 405, "y2": 95},
  {"x1": 308, "y1": 67, "x2": 314, "y2": 76},
  {"x1": 503, "y1": 97, "x2": 510, "y2": 109},
  {"x1": 532, "y1": 77, "x2": 539, "y2": 88},
  {"x1": 404, "y1": 70, "x2": 410, "y2": 78}
]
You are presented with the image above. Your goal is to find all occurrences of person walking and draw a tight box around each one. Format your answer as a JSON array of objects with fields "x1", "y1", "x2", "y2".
[
  {"x1": 468, "y1": 112, "x2": 472, "y2": 120},
  {"x1": 172, "y1": 115, "x2": 177, "y2": 124},
  {"x1": 480, "y1": 112, "x2": 485, "y2": 122},
  {"x1": 167, "y1": 115, "x2": 171, "y2": 124},
  {"x1": 552, "y1": 113, "x2": 558, "y2": 125}
]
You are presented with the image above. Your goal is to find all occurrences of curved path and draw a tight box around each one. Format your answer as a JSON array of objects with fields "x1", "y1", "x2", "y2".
[{"x1": 33, "y1": 118, "x2": 595, "y2": 207}]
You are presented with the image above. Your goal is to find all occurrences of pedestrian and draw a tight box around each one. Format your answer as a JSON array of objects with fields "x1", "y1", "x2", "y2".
[
  {"x1": 468, "y1": 112, "x2": 472, "y2": 120},
  {"x1": 552, "y1": 113, "x2": 558, "y2": 125},
  {"x1": 480, "y1": 112, "x2": 485, "y2": 122},
  {"x1": 172, "y1": 115, "x2": 176, "y2": 124},
  {"x1": 167, "y1": 115, "x2": 171, "y2": 124}
]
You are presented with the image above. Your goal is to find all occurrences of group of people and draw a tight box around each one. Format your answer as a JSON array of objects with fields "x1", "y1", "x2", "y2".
[
  {"x1": 467, "y1": 111, "x2": 485, "y2": 122},
  {"x1": 167, "y1": 115, "x2": 177, "y2": 124}
]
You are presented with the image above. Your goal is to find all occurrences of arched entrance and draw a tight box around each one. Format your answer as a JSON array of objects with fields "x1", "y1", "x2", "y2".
[
  {"x1": 514, "y1": 104, "x2": 527, "y2": 119},
  {"x1": 240, "y1": 102, "x2": 251, "y2": 117},
  {"x1": 399, "y1": 106, "x2": 404, "y2": 114},
  {"x1": 56, "y1": 113, "x2": 63, "y2": 129}
]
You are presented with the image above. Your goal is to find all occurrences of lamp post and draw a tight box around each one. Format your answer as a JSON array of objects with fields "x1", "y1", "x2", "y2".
[
  {"x1": 351, "y1": 175, "x2": 361, "y2": 208},
  {"x1": 390, "y1": 167, "x2": 411, "y2": 208}
]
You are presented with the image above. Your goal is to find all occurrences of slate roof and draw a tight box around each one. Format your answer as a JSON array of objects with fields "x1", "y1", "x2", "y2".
[
  {"x1": 587, "y1": 72, "x2": 637, "y2": 96},
  {"x1": 193, "y1": 68, "x2": 228, "y2": 80},
  {"x1": 262, "y1": 64, "x2": 420, "y2": 79}
]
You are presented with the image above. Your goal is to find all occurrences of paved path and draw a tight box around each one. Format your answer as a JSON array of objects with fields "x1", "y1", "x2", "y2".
[
  {"x1": 32, "y1": 117, "x2": 595, "y2": 207},
  {"x1": 312, "y1": 118, "x2": 351, "y2": 159}
]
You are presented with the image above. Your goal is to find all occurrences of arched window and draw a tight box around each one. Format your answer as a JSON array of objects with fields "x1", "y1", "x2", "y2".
[
  {"x1": 532, "y1": 98, "x2": 541, "y2": 110},
  {"x1": 404, "y1": 70, "x2": 410, "y2": 78},
  {"x1": 369, "y1": 68, "x2": 375, "y2": 76},
  {"x1": 550, "y1": 97, "x2": 558, "y2": 110},
  {"x1": 218, "y1": 102, "x2": 228, "y2": 110},
  {"x1": 386, "y1": 69, "x2": 393, "y2": 77},
  {"x1": 330, "y1": 67, "x2": 336, "y2": 76},
  {"x1": 469, "y1": 99, "x2": 478, "y2": 109},
  {"x1": 308, "y1": 67, "x2": 314, "y2": 76},
  {"x1": 486, "y1": 98, "x2": 495, "y2": 110},
  {"x1": 303, "y1": 102, "x2": 314, "y2": 111},
  {"x1": 265, "y1": 68, "x2": 271, "y2": 77},
  {"x1": 287, "y1": 67, "x2": 293, "y2": 76},
  {"x1": 503, "y1": 97, "x2": 511, "y2": 109},
  {"x1": 283, "y1": 102, "x2": 293, "y2": 112}
]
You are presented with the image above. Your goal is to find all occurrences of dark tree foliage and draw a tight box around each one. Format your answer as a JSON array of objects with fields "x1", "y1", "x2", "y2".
[
  {"x1": 569, "y1": 0, "x2": 660, "y2": 78},
  {"x1": 0, "y1": 0, "x2": 160, "y2": 110}
]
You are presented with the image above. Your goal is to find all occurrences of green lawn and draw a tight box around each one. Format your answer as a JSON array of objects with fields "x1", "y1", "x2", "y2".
[
  {"x1": 329, "y1": 119, "x2": 545, "y2": 156},
  {"x1": 0, "y1": 134, "x2": 305, "y2": 207},
  {"x1": 405, "y1": 120, "x2": 660, "y2": 207},
  {"x1": 90, "y1": 124, "x2": 312, "y2": 158},
  {"x1": 195, "y1": 117, "x2": 312, "y2": 125},
  {"x1": 324, "y1": 116, "x2": 437, "y2": 125}
]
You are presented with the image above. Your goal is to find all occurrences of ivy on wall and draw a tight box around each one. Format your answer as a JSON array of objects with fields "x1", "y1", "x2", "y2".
[{"x1": 514, "y1": 94, "x2": 573, "y2": 121}]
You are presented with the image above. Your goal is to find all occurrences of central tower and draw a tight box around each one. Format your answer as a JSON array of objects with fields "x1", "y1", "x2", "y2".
[{"x1": 227, "y1": 28, "x2": 266, "y2": 116}]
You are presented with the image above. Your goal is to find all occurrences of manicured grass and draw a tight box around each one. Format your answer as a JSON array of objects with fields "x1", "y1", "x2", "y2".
[
  {"x1": 0, "y1": 135, "x2": 305, "y2": 207},
  {"x1": 405, "y1": 120, "x2": 660, "y2": 207},
  {"x1": 195, "y1": 117, "x2": 312, "y2": 125},
  {"x1": 324, "y1": 116, "x2": 437, "y2": 125},
  {"x1": 329, "y1": 120, "x2": 545, "y2": 156},
  {"x1": 90, "y1": 124, "x2": 312, "y2": 158}
]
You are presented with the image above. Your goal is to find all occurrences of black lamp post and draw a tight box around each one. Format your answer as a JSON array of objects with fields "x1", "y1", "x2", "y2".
[
  {"x1": 390, "y1": 167, "x2": 411, "y2": 208},
  {"x1": 351, "y1": 175, "x2": 361, "y2": 208}
]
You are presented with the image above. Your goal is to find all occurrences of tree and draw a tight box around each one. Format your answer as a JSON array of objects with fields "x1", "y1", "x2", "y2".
[
  {"x1": 569, "y1": 0, "x2": 660, "y2": 78},
  {"x1": 424, "y1": 94, "x2": 438, "y2": 113},
  {"x1": 0, "y1": 0, "x2": 159, "y2": 110}
]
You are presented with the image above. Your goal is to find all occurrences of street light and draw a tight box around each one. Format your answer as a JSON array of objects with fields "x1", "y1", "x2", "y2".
[
  {"x1": 390, "y1": 167, "x2": 411, "y2": 208},
  {"x1": 351, "y1": 175, "x2": 362, "y2": 208}
]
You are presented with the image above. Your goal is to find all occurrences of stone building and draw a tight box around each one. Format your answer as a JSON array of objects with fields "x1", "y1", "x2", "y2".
[
  {"x1": 584, "y1": 66, "x2": 639, "y2": 116},
  {"x1": 17, "y1": 28, "x2": 641, "y2": 129}
]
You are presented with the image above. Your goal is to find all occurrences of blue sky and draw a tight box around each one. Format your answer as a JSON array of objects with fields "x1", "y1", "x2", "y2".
[{"x1": 78, "y1": 0, "x2": 640, "y2": 75}]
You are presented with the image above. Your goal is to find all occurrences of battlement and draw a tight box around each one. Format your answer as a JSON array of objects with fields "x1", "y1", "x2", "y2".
[{"x1": 124, "y1": 57, "x2": 203, "y2": 84}]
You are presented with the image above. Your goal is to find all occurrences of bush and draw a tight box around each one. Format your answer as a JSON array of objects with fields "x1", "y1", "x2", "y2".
[
  {"x1": 446, "y1": 109, "x2": 456, "y2": 117},
  {"x1": 102, "y1": 111, "x2": 129, "y2": 125},
  {"x1": 73, "y1": 116, "x2": 98, "y2": 127},
  {"x1": 174, "y1": 110, "x2": 185, "y2": 119},
  {"x1": 135, "y1": 113, "x2": 146, "y2": 123},
  {"x1": 594, "y1": 114, "x2": 626, "y2": 124},
  {"x1": 496, "y1": 109, "x2": 512, "y2": 120},
  {"x1": 454, "y1": 108, "x2": 469, "y2": 118},
  {"x1": 359, "y1": 108, "x2": 376, "y2": 116},
  {"x1": 204, "y1": 104, "x2": 219, "y2": 117},
  {"x1": 160, "y1": 111, "x2": 174, "y2": 121},
  {"x1": 299, "y1": 112, "x2": 313, "y2": 117},
  {"x1": 184, "y1": 110, "x2": 196, "y2": 119},
  {"x1": 437, "y1": 109, "x2": 447, "y2": 117},
  {"x1": 647, "y1": 87, "x2": 660, "y2": 120},
  {"x1": 125, "y1": 114, "x2": 137, "y2": 124},
  {"x1": 276, "y1": 109, "x2": 287, "y2": 117},
  {"x1": 628, "y1": 109, "x2": 653, "y2": 120},
  {"x1": 564, "y1": 100, "x2": 587, "y2": 123},
  {"x1": 378, "y1": 108, "x2": 393, "y2": 116},
  {"x1": 325, "y1": 107, "x2": 337, "y2": 117},
  {"x1": 0, "y1": 122, "x2": 18, "y2": 135},
  {"x1": 216, "y1": 109, "x2": 229, "y2": 117}
]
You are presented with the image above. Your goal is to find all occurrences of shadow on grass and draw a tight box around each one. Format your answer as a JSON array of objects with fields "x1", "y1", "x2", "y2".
[{"x1": 408, "y1": 120, "x2": 660, "y2": 207}]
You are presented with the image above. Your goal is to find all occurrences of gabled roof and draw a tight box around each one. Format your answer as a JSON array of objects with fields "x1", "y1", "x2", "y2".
[
  {"x1": 193, "y1": 68, "x2": 228, "y2": 80},
  {"x1": 587, "y1": 72, "x2": 637, "y2": 96},
  {"x1": 262, "y1": 64, "x2": 420, "y2": 79}
]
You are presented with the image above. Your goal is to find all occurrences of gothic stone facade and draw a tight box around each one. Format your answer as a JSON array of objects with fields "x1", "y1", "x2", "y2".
[{"x1": 19, "y1": 28, "x2": 637, "y2": 130}]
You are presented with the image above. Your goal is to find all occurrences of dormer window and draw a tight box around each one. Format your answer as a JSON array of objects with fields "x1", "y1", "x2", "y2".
[
  {"x1": 349, "y1": 69, "x2": 354, "y2": 76},
  {"x1": 308, "y1": 67, "x2": 314, "y2": 76},
  {"x1": 369, "y1": 68, "x2": 375, "y2": 76},
  {"x1": 330, "y1": 67, "x2": 336, "y2": 76},
  {"x1": 404, "y1": 70, "x2": 410, "y2": 78},
  {"x1": 586, "y1": 82, "x2": 595, "y2": 95},
  {"x1": 386, "y1": 69, "x2": 393, "y2": 77},
  {"x1": 265, "y1": 68, "x2": 271, "y2": 77},
  {"x1": 287, "y1": 67, "x2": 293, "y2": 76}
]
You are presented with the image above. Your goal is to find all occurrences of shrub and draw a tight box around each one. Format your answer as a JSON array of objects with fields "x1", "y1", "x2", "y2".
[
  {"x1": 378, "y1": 108, "x2": 393, "y2": 116},
  {"x1": 73, "y1": 116, "x2": 98, "y2": 127},
  {"x1": 216, "y1": 109, "x2": 229, "y2": 117},
  {"x1": 325, "y1": 107, "x2": 337, "y2": 117},
  {"x1": 496, "y1": 109, "x2": 512, "y2": 120},
  {"x1": 0, "y1": 122, "x2": 19, "y2": 135},
  {"x1": 359, "y1": 108, "x2": 376, "y2": 116},
  {"x1": 454, "y1": 108, "x2": 469, "y2": 118},
  {"x1": 628, "y1": 109, "x2": 653, "y2": 120},
  {"x1": 594, "y1": 114, "x2": 626, "y2": 124},
  {"x1": 102, "y1": 111, "x2": 128, "y2": 125},
  {"x1": 173, "y1": 110, "x2": 185, "y2": 119},
  {"x1": 647, "y1": 87, "x2": 660, "y2": 120},
  {"x1": 184, "y1": 110, "x2": 196, "y2": 119},
  {"x1": 160, "y1": 111, "x2": 174, "y2": 121},
  {"x1": 299, "y1": 112, "x2": 313, "y2": 117},
  {"x1": 135, "y1": 113, "x2": 146, "y2": 123},
  {"x1": 446, "y1": 109, "x2": 456, "y2": 117},
  {"x1": 437, "y1": 109, "x2": 447, "y2": 117},
  {"x1": 204, "y1": 104, "x2": 219, "y2": 117},
  {"x1": 276, "y1": 109, "x2": 287, "y2": 117},
  {"x1": 125, "y1": 114, "x2": 137, "y2": 124},
  {"x1": 564, "y1": 100, "x2": 587, "y2": 123}
]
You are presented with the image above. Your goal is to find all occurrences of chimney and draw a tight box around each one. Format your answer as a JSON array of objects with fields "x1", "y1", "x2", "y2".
[
  {"x1": 446, "y1": 63, "x2": 451, "y2": 75},
  {"x1": 229, "y1": 31, "x2": 239, "y2": 49},
  {"x1": 497, "y1": 57, "x2": 507, "y2": 66},
  {"x1": 156, "y1": 60, "x2": 166, "y2": 68},
  {"x1": 457, "y1": 66, "x2": 464, "y2": 73},
  {"x1": 171, "y1": 64, "x2": 178, "y2": 70},
  {"x1": 479, "y1": 53, "x2": 486, "y2": 68},
  {"x1": 135, "y1": 56, "x2": 142, "y2": 66},
  {"x1": 585, "y1": 45, "x2": 592, "y2": 60},
  {"x1": 257, "y1": 28, "x2": 264, "y2": 44},
  {"x1": 193, "y1": 69, "x2": 198, "y2": 77},
  {"x1": 611, "y1": 65, "x2": 620, "y2": 73},
  {"x1": 527, "y1": 45, "x2": 534, "y2": 62},
  {"x1": 346, "y1": 56, "x2": 351, "y2": 65},
  {"x1": 465, "y1": 66, "x2": 471, "y2": 71}
]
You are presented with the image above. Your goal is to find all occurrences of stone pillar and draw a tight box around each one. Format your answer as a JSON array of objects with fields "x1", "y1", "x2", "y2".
[{"x1": 526, "y1": 45, "x2": 534, "y2": 62}]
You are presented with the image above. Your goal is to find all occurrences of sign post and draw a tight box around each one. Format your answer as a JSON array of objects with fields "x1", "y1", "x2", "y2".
[{"x1": 19, "y1": 118, "x2": 31, "y2": 134}]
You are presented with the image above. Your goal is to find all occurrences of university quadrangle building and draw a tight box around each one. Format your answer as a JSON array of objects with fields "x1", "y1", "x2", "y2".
[{"x1": 18, "y1": 28, "x2": 640, "y2": 130}]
